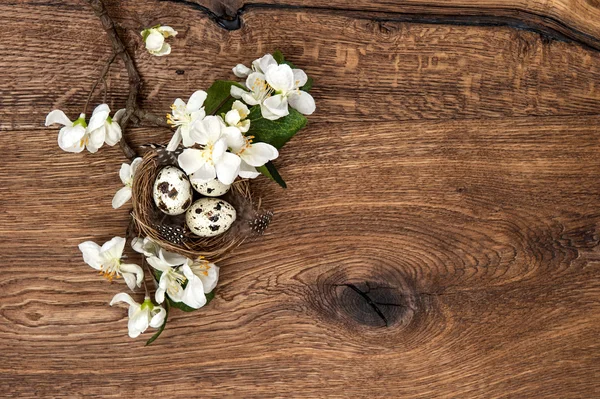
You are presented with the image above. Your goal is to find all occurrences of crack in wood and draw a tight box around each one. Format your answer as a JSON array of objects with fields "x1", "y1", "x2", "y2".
[
  {"x1": 340, "y1": 283, "x2": 390, "y2": 327},
  {"x1": 159, "y1": 0, "x2": 600, "y2": 51}
]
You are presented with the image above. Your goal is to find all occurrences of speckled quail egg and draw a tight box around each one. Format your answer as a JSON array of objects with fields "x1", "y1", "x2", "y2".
[
  {"x1": 186, "y1": 198, "x2": 237, "y2": 237},
  {"x1": 191, "y1": 178, "x2": 231, "y2": 197},
  {"x1": 153, "y1": 166, "x2": 193, "y2": 216}
]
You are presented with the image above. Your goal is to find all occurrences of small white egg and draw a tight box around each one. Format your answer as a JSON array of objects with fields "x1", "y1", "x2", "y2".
[
  {"x1": 186, "y1": 198, "x2": 236, "y2": 237},
  {"x1": 153, "y1": 166, "x2": 193, "y2": 215},
  {"x1": 191, "y1": 178, "x2": 231, "y2": 197}
]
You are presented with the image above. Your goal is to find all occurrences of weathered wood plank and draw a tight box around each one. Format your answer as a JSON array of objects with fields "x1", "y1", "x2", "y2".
[
  {"x1": 3, "y1": 4, "x2": 600, "y2": 131},
  {"x1": 166, "y1": 0, "x2": 600, "y2": 50},
  {"x1": 2, "y1": 117, "x2": 600, "y2": 397}
]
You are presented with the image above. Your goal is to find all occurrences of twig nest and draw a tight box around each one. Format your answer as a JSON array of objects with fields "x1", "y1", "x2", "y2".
[
  {"x1": 186, "y1": 198, "x2": 236, "y2": 237},
  {"x1": 152, "y1": 166, "x2": 192, "y2": 215},
  {"x1": 191, "y1": 178, "x2": 231, "y2": 197}
]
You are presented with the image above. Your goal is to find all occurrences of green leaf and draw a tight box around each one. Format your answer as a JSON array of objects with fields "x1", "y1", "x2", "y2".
[
  {"x1": 300, "y1": 76, "x2": 313, "y2": 92},
  {"x1": 168, "y1": 290, "x2": 215, "y2": 312},
  {"x1": 247, "y1": 106, "x2": 307, "y2": 150},
  {"x1": 257, "y1": 162, "x2": 287, "y2": 188},
  {"x1": 204, "y1": 80, "x2": 246, "y2": 116},
  {"x1": 145, "y1": 301, "x2": 169, "y2": 346},
  {"x1": 273, "y1": 50, "x2": 285, "y2": 64}
]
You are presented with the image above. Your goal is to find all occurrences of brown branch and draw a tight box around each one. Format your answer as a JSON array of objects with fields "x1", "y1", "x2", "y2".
[
  {"x1": 85, "y1": 0, "x2": 139, "y2": 160},
  {"x1": 134, "y1": 109, "x2": 171, "y2": 128}
]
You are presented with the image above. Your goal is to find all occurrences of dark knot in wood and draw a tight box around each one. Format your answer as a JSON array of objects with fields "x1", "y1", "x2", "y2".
[{"x1": 306, "y1": 264, "x2": 435, "y2": 334}]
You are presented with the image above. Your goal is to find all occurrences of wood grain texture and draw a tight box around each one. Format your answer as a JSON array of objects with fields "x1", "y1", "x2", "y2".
[
  {"x1": 1, "y1": 1, "x2": 600, "y2": 398},
  {"x1": 169, "y1": 0, "x2": 600, "y2": 50}
]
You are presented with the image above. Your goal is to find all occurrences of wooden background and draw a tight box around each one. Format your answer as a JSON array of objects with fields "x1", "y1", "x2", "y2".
[{"x1": 2, "y1": 0, "x2": 600, "y2": 397}]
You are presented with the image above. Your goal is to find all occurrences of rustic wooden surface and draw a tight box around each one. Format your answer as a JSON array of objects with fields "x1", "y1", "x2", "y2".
[{"x1": 2, "y1": 0, "x2": 600, "y2": 397}]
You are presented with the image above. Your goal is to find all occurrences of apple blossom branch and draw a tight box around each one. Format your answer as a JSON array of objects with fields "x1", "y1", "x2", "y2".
[{"x1": 84, "y1": 0, "x2": 141, "y2": 160}]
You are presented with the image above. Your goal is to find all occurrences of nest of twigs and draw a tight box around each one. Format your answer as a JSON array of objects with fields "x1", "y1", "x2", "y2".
[{"x1": 130, "y1": 148, "x2": 272, "y2": 261}]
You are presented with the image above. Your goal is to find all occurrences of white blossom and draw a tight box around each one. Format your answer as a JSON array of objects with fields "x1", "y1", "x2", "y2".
[
  {"x1": 45, "y1": 110, "x2": 89, "y2": 153},
  {"x1": 87, "y1": 104, "x2": 124, "y2": 148},
  {"x1": 147, "y1": 253, "x2": 219, "y2": 310},
  {"x1": 110, "y1": 293, "x2": 166, "y2": 338},
  {"x1": 166, "y1": 90, "x2": 208, "y2": 151},
  {"x1": 227, "y1": 129, "x2": 278, "y2": 179},
  {"x1": 46, "y1": 105, "x2": 125, "y2": 153},
  {"x1": 78, "y1": 237, "x2": 143, "y2": 290},
  {"x1": 112, "y1": 157, "x2": 143, "y2": 209},
  {"x1": 141, "y1": 25, "x2": 177, "y2": 56},
  {"x1": 224, "y1": 100, "x2": 251, "y2": 133},
  {"x1": 177, "y1": 115, "x2": 242, "y2": 185},
  {"x1": 231, "y1": 54, "x2": 315, "y2": 120}
]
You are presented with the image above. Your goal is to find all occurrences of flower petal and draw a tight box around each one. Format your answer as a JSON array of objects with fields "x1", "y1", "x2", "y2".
[
  {"x1": 180, "y1": 264, "x2": 207, "y2": 309},
  {"x1": 241, "y1": 142, "x2": 279, "y2": 167},
  {"x1": 45, "y1": 110, "x2": 72, "y2": 127},
  {"x1": 78, "y1": 241, "x2": 102, "y2": 269},
  {"x1": 292, "y1": 69, "x2": 308, "y2": 88},
  {"x1": 157, "y1": 25, "x2": 177, "y2": 37},
  {"x1": 101, "y1": 236, "x2": 126, "y2": 259},
  {"x1": 145, "y1": 30, "x2": 164, "y2": 51},
  {"x1": 186, "y1": 90, "x2": 207, "y2": 112},
  {"x1": 119, "y1": 162, "x2": 131, "y2": 185},
  {"x1": 230, "y1": 85, "x2": 247, "y2": 99},
  {"x1": 159, "y1": 249, "x2": 188, "y2": 267},
  {"x1": 87, "y1": 110, "x2": 108, "y2": 133},
  {"x1": 104, "y1": 122, "x2": 122, "y2": 146},
  {"x1": 239, "y1": 160, "x2": 260, "y2": 179},
  {"x1": 113, "y1": 108, "x2": 126, "y2": 123},
  {"x1": 149, "y1": 306, "x2": 166, "y2": 328},
  {"x1": 190, "y1": 163, "x2": 217, "y2": 182},
  {"x1": 58, "y1": 125, "x2": 86, "y2": 149},
  {"x1": 198, "y1": 263, "x2": 219, "y2": 293},
  {"x1": 261, "y1": 94, "x2": 289, "y2": 120},
  {"x1": 127, "y1": 308, "x2": 149, "y2": 338},
  {"x1": 147, "y1": 256, "x2": 171, "y2": 272},
  {"x1": 112, "y1": 186, "x2": 132, "y2": 209},
  {"x1": 120, "y1": 263, "x2": 144, "y2": 289},
  {"x1": 150, "y1": 43, "x2": 171, "y2": 56},
  {"x1": 91, "y1": 103, "x2": 110, "y2": 117},
  {"x1": 196, "y1": 115, "x2": 223, "y2": 144},
  {"x1": 232, "y1": 64, "x2": 251, "y2": 78},
  {"x1": 87, "y1": 127, "x2": 105, "y2": 152},
  {"x1": 265, "y1": 64, "x2": 294, "y2": 92},
  {"x1": 256, "y1": 53, "x2": 277, "y2": 73},
  {"x1": 166, "y1": 128, "x2": 182, "y2": 152},
  {"x1": 232, "y1": 100, "x2": 249, "y2": 118},
  {"x1": 225, "y1": 109, "x2": 240, "y2": 127},
  {"x1": 122, "y1": 273, "x2": 137, "y2": 291},
  {"x1": 130, "y1": 157, "x2": 143, "y2": 177},
  {"x1": 222, "y1": 126, "x2": 245, "y2": 151},
  {"x1": 246, "y1": 72, "x2": 267, "y2": 95},
  {"x1": 288, "y1": 91, "x2": 316, "y2": 115},
  {"x1": 110, "y1": 292, "x2": 139, "y2": 307},
  {"x1": 178, "y1": 148, "x2": 205, "y2": 175},
  {"x1": 215, "y1": 152, "x2": 241, "y2": 185}
]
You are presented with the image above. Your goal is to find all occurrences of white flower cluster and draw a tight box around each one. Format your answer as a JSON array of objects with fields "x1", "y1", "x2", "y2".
[
  {"x1": 77, "y1": 235, "x2": 219, "y2": 339},
  {"x1": 231, "y1": 53, "x2": 316, "y2": 120},
  {"x1": 45, "y1": 45, "x2": 315, "y2": 342},
  {"x1": 166, "y1": 91, "x2": 280, "y2": 185},
  {"x1": 132, "y1": 237, "x2": 219, "y2": 310},
  {"x1": 45, "y1": 104, "x2": 123, "y2": 153}
]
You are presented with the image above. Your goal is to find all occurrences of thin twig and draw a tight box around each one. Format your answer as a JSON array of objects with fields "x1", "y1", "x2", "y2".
[
  {"x1": 85, "y1": 0, "x2": 140, "y2": 160},
  {"x1": 83, "y1": 52, "x2": 116, "y2": 115},
  {"x1": 102, "y1": 77, "x2": 108, "y2": 103}
]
